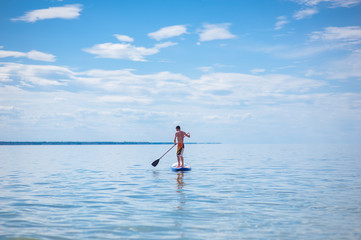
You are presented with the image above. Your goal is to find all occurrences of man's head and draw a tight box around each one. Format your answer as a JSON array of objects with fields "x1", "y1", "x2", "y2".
[{"x1": 176, "y1": 126, "x2": 181, "y2": 131}]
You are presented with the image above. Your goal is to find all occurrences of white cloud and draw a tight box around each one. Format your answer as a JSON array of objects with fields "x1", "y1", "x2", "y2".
[
  {"x1": 277, "y1": 44, "x2": 337, "y2": 58},
  {"x1": 0, "y1": 48, "x2": 56, "y2": 62},
  {"x1": 270, "y1": 41, "x2": 359, "y2": 59},
  {"x1": 2, "y1": 61, "x2": 360, "y2": 143},
  {"x1": 154, "y1": 42, "x2": 177, "y2": 49},
  {"x1": 198, "y1": 23, "x2": 236, "y2": 42},
  {"x1": 292, "y1": 0, "x2": 361, "y2": 7},
  {"x1": 97, "y1": 95, "x2": 152, "y2": 104},
  {"x1": 293, "y1": 8, "x2": 318, "y2": 20},
  {"x1": 83, "y1": 35, "x2": 177, "y2": 61},
  {"x1": 275, "y1": 16, "x2": 289, "y2": 30},
  {"x1": 309, "y1": 26, "x2": 361, "y2": 43},
  {"x1": 198, "y1": 66, "x2": 213, "y2": 72},
  {"x1": 2, "y1": 62, "x2": 324, "y2": 106},
  {"x1": 0, "y1": 50, "x2": 25, "y2": 58},
  {"x1": 0, "y1": 105, "x2": 17, "y2": 113},
  {"x1": 114, "y1": 34, "x2": 134, "y2": 42},
  {"x1": 206, "y1": 73, "x2": 323, "y2": 93},
  {"x1": 11, "y1": 4, "x2": 82, "y2": 22},
  {"x1": 0, "y1": 62, "x2": 73, "y2": 86},
  {"x1": 289, "y1": 0, "x2": 360, "y2": 22},
  {"x1": 148, "y1": 25, "x2": 188, "y2": 41},
  {"x1": 1, "y1": 63, "x2": 328, "y2": 109},
  {"x1": 27, "y1": 50, "x2": 56, "y2": 62},
  {"x1": 328, "y1": 0, "x2": 361, "y2": 7},
  {"x1": 78, "y1": 69, "x2": 190, "y2": 95},
  {"x1": 262, "y1": 26, "x2": 361, "y2": 59},
  {"x1": 324, "y1": 50, "x2": 361, "y2": 79},
  {"x1": 83, "y1": 42, "x2": 177, "y2": 62},
  {"x1": 190, "y1": 72, "x2": 326, "y2": 106},
  {"x1": 250, "y1": 68, "x2": 266, "y2": 74}
]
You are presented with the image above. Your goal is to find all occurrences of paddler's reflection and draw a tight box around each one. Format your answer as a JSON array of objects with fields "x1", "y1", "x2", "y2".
[
  {"x1": 176, "y1": 172, "x2": 185, "y2": 210},
  {"x1": 173, "y1": 171, "x2": 186, "y2": 239},
  {"x1": 177, "y1": 171, "x2": 184, "y2": 190},
  {"x1": 152, "y1": 170, "x2": 159, "y2": 179}
]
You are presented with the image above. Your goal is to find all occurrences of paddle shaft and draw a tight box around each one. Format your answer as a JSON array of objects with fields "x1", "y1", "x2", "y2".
[{"x1": 158, "y1": 144, "x2": 176, "y2": 160}]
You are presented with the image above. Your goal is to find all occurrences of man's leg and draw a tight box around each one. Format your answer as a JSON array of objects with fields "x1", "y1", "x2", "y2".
[
  {"x1": 177, "y1": 156, "x2": 181, "y2": 167},
  {"x1": 180, "y1": 156, "x2": 184, "y2": 167}
]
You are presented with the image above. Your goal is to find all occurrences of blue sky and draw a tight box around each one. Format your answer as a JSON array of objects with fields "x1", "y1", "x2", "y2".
[{"x1": 0, "y1": 0, "x2": 361, "y2": 143}]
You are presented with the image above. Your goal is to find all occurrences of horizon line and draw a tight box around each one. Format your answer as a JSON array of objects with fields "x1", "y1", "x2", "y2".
[{"x1": 0, "y1": 141, "x2": 221, "y2": 145}]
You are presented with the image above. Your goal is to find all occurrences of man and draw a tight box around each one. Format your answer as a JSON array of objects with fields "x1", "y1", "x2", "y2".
[{"x1": 174, "y1": 126, "x2": 190, "y2": 168}]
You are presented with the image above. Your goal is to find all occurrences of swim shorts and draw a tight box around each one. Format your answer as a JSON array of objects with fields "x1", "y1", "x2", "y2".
[{"x1": 177, "y1": 143, "x2": 184, "y2": 156}]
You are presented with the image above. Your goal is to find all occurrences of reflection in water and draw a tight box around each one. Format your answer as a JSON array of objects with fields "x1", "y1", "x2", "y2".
[
  {"x1": 177, "y1": 172, "x2": 185, "y2": 190},
  {"x1": 176, "y1": 172, "x2": 185, "y2": 210},
  {"x1": 175, "y1": 171, "x2": 186, "y2": 239},
  {"x1": 152, "y1": 170, "x2": 159, "y2": 180}
]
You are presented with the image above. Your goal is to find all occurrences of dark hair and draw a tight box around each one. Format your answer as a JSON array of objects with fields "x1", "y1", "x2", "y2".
[{"x1": 176, "y1": 126, "x2": 181, "y2": 130}]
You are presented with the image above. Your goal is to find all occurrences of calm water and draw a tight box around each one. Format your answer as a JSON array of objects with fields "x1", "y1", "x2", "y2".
[{"x1": 0, "y1": 144, "x2": 360, "y2": 240}]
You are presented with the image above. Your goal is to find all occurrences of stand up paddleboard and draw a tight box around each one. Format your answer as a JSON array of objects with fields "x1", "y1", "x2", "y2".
[{"x1": 171, "y1": 162, "x2": 191, "y2": 171}]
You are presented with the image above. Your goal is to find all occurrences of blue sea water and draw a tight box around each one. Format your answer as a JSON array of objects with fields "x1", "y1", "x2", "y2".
[{"x1": 0, "y1": 144, "x2": 360, "y2": 240}]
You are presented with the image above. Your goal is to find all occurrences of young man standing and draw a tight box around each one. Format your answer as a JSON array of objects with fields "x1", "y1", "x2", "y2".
[{"x1": 174, "y1": 126, "x2": 190, "y2": 168}]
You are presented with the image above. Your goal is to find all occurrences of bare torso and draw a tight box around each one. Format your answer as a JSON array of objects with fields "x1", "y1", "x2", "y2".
[{"x1": 174, "y1": 131, "x2": 190, "y2": 144}]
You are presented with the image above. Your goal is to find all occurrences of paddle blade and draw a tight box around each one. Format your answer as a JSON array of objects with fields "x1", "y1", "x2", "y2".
[{"x1": 151, "y1": 159, "x2": 160, "y2": 167}]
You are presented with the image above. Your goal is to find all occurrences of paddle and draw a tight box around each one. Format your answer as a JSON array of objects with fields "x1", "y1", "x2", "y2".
[{"x1": 151, "y1": 144, "x2": 176, "y2": 167}]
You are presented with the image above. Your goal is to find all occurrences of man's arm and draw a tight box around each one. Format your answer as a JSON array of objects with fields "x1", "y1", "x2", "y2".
[
  {"x1": 174, "y1": 133, "x2": 177, "y2": 144},
  {"x1": 185, "y1": 132, "x2": 190, "y2": 138}
]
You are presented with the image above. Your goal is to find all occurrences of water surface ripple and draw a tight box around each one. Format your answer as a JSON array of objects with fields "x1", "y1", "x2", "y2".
[{"x1": 0, "y1": 144, "x2": 360, "y2": 239}]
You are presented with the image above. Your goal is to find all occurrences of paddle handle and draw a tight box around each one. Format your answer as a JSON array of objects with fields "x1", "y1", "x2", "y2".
[{"x1": 159, "y1": 144, "x2": 176, "y2": 160}]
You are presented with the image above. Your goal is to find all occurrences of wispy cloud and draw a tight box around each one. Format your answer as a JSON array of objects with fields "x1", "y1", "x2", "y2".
[
  {"x1": 324, "y1": 50, "x2": 361, "y2": 79},
  {"x1": 97, "y1": 95, "x2": 152, "y2": 104},
  {"x1": 0, "y1": 47, "x2": 56, "y2": 62},
  {"x1": 275, "y1": 16, "x2": 289, "y2": 30},
  {"x1": 0, "y1": 62, "x2": 73, "y2": 86},
  {"x1": 148, "y1": 25, "x2": 188, "y2": 41},
  {"x1": 0, "y1": 105, "x2": 19, "y2": 117},
  {"x1": 277, "y1": 44, "x2": 338, "y2": 58},
  {"x1": 11, "y1": 4, "x2": 83, "y2": 22},
  {"x1": 197, "y1": 66, "x2": 214, "y2": 73},
  {"x1": 250, "y1": 68, "x2": 266, "y2": 74},
  {"x1": 3, "y1": 61, "x2": 359, "y2": 143},
  {"x1": 113, "y1": 34, "x2": 134, "y2": 42},
  {"x1": 285, "y1": 0, "x2": 361, "y2": 25},
  {"x1": 309, "y1": 26, "x2": 361, "y2": 43},
  {"x1": 293, "y1": 8, "x2": 318, "y2": 19},
  {"x1": 266, "y1": 26, "x2": 361, "y2": 58},
  {"x1": 198, "y1": 23, "x2": 236, "y2": 42},
  {"x1": 292, "y1": 0, "x2": 361, "y2": 7},
  {"x1": 83, "y1": 36, "x2": 177, "y2": 61},
  {"x1": 191, "y1": 72, "x2": 326, "y2": 105},
  {"x1": 78, "y1": 69, "x2": 190, "y2": 95},
  {"x1": 1, "y1": 61, "x2": 326, "y2": 106}
]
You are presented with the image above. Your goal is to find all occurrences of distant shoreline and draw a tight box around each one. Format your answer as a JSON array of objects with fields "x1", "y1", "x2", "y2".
[{"x1": 0, "y1": 141, "x2": 220, "y2": 145}]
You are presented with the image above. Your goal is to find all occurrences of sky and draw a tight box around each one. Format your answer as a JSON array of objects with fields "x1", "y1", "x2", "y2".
[{"x1": 0, "y1": 0, "x2": 361, "y2": 143}]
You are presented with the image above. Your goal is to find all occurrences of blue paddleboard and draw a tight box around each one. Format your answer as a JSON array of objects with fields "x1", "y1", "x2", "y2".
[{"x1": 171, "y1": 162, "x2": 191, "y2": 171}]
